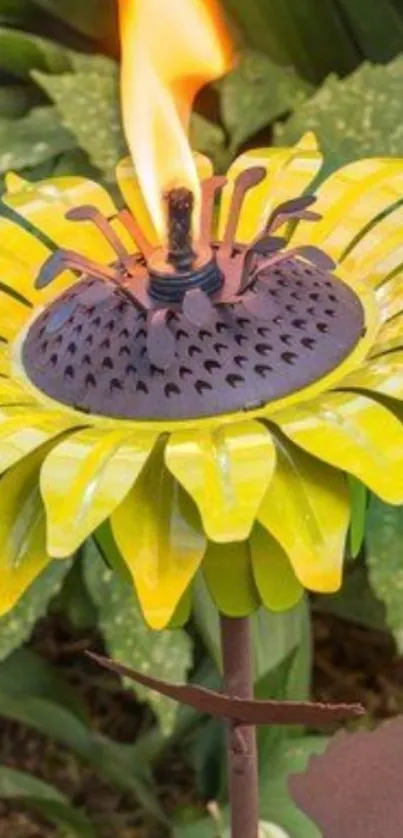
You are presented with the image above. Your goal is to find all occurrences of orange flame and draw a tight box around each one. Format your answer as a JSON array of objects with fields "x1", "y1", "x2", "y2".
[{"x1": 119, "y1": 0, "x2": 232, "y2": 239}]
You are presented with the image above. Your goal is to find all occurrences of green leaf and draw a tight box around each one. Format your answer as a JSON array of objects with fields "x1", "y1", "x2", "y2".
[
  {"x1": 218, "y1": 49, "x2": 311, "y2": 153},
  {"x1": 187, "y1": 716, "x2": 226, "y2": 801},
  {"x1": 348, "y1": 477, "x2": 368, "y2": 558},
  {"x1": 283, "y1": 597, "x2": 312, "y2": 703},
  {"x1": 0, "y1": 105, "x2": 76, "y2": 175},
  {"x1": 314, "y1": 563, "x2": 386, "y2": 632},
  {"x1": 0, "y1": 687, "x2": 94, "y2": 760},
  {"x1": 34, "y1": 54, "x2": 126, "y2": 179},
  {"x1": 0, "y1": 559, "x2": 72, "y2": 661},
  {"x1": 0, "y1": 652, "x2": 164, "y2": 818},
  {"x1": 174, "y1": 811, "x2": 217, "y2": 838},
  {"x1": 190, "y1": 113, "x2": 228, "y2": 171},
  {"x1": 259, "y1": 736, "x2": 327, "y2": 837},
  {"x1": 221, "y1": 0, "x2": 359, "y2": 85},
  {"x1": 174, "y1": 735, "x2": 326, "y2": 838},
  {"x1": 193, "y1": 574, "x2": 308, "y2": 686},
  {"x1": 50, "y1": 147, "x2": 100, "y2": 179},
  {"x1": 367, "y1": 498, "x2": 403, "y2": 650},
  {"x1": 192, "y1": 573, "x2": 221, "y2": 667},
  {"x1": 0, "y1": 1, "x2": 33, "y2": 24},
  {"x1": 84, "y1": 538, "x2": 193, "y2": 736},
  {"x1": 0, "y1": 84, "x2": 36, "y2": 118},
  {"x1": 0, "y1": 766, "x2": 95, "y2": 837},
  {"x1": 55, "y1": 555, "x2": 98, "y2": 630},
  {"x1": 0, "y1": 647, "x2": 88, "y2": 722},
  {"x1": 32, "y1": 0, "x2": 118, "y2": 43},
  {"x1": 0, "y1": 27, "x2": 70, "y2": 78},
  {"x1": 336, "y1": 0, "x2": 403, "y2": 63},
  {"x1": 252, "y1": 598, "x2": 309, "y2": 688},
  {"x1": 258, "y1": 824, "x2": 291, "y2": 838},
  {"x1": 276, "y1": 56, "x2": 403, "y2": 177},
  {"x1": 226, "y1": 823, "x2": 293, "y2": 838}
]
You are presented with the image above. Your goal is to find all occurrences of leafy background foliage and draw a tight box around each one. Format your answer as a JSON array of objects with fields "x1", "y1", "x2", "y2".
[{"x1": 1, "y1": 0, "x2": 403, "y2": 835}]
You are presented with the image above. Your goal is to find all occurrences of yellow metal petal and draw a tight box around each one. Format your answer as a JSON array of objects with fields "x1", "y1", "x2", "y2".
[
  {"x1": 5, "y1": 171, "x2": 28, "y2": 193},
  {"x1": 341, "y1": 203, "x2": 403, "y2": 288},
  {"x1": 111, "y1": 443, "x2": 207, "y2": 630},
  {"x1": 219, "y1": 133, "x2": 322, "y2": 243},
  {"x1": 250, "y1": 523, "x2": 303, "y2": 610},
  {"x1": 116, "y1": 153, "x2": 213, "y2": 246},
  {"x1": 258, "y1": 438, "x2": 349, "y2": 592},
  {"x1": 376, "y1": 271, "x2": 403, "y2": 321},
  {"x1": 165, "y1": 420, "x2": 276, "y2": 543},
  {"x1": 0, "y1": 406, "x2": 79, "y2": 475},
  {"x1": 291, "y1": 158, "x2": 403, "y2": 262},
  {"x1": 0, "y1": 292, "x2": 30, "y2": 341},
  {"x1": 369, "y1": 313, "x2": 403, "y2": 357},
  {"x1": 0, "y1": 216, "x2": 73, "y2": 306},
  {"x1": 0, "y1": 343, "x2": 10, "y2": 377},
  {"x1": 0, "y1": 377, "x2": 34, "y2": 407},
  {"x1": 3, "y1": 175, "x2": 120, "y2": 265},
  {"x1": 203, "y1": 540, "x2": 260, "y2": 616},
  {"x1": 274, "y1": 390, "x2": 403, "y2": 505},
  {"x1": 341, "y1": 349, "x2": 403, "y2": 401},
  {"x1": 41, "y1": 427, "x2": 158, "y2": 557},
  {"x1": 0, "y1": 446, "x2": 52, "y2": 617}
]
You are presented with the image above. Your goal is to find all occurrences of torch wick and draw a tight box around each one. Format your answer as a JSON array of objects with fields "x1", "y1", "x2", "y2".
[{"x1": 165, "y1": 187, "x2": 196, "y2": 272}]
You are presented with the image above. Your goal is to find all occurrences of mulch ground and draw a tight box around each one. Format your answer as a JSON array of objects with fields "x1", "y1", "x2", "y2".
[{"x1": 1, "y1": 612, "x2": 402, "y2": 837}]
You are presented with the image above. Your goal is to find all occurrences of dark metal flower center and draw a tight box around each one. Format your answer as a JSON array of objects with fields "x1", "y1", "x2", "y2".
[
  {"x1": 22, "y1": 256, "x2": 364, "y2": 420},
  {"x1": 21, "y1": 168, "x2": 365, "y2": 420}
]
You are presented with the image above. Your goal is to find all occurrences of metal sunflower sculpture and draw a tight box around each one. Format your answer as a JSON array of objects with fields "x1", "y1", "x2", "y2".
[{"x1": 1, "y1": 131, "x2": 403, "y2": 632}]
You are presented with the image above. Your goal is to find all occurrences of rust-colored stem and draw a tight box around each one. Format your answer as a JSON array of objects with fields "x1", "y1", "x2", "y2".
[{"x1": 221, "y1": 616, "x2": 259, "y2": 838}]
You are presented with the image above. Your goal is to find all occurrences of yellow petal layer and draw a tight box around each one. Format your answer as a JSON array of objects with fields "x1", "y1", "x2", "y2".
[
  {"x1": 41, "y1": 427, "x2": 158, "y2": 557},
  {"x1": 0, "y1": 292, "x2": 30, "y2": 341},
  {"x1": 219, "y1": 132, "x2": 322, "y2": 243},
  {"x1": 341, "y1": 203, "x2": 403, "y2": 288},
  {"x1": 292, "y1": 158, "x2": 403, "y2": 262},
  {"x1": 0, "y1": 406, "x2": 79, "y2": 475},
  {"x1": 0, "y1": 446, "x2": 52, "y2": 616},
  {"x1": 370, "y1": 312, "x2": 403, "y2": 356},
  {"x1": 274, "y1": 391, "x2": 403, "y2": 505},
  {"x1": 250, "y1": 523, "x2": 303, "y2": 611},
  {"x1": 165, "y1": 420, "x2": 276, "y2": 542},
  {"x1": 3, "y1": 175, "x2": 120, "y2": 265},
  {"x1": 0, "y1": 343, "x2": 11, "y2": 377},
  {"x1": 111, "y1": 444, "x2": 207, "y2": 630},
  {"x1": 202, "y1": 540, "x2": 260, "y2": 616},
  {"x1": 0, "y1": 377, "x2": 34, "y2": 407},
  {"x1": 0, "y1": 216, "x2": 75, "y2": 306},
  {"x1": 258, "y1": 438, "x2": 349, "y2": 592},
  {"x1": 376, "y1": 272, "x2": 403, "y2": 321},
  {"x1": 341, "y1": 349, "x2": 403, "y2": 401}
]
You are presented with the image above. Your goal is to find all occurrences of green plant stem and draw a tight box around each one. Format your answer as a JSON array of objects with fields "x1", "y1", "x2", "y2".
[{"x1": 220, "y1": 615, "x2": 259, "y2": 838}]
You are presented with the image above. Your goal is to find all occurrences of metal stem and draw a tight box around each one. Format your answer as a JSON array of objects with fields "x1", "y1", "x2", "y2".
[{"x1": 220, "y1": 615, "x2": 259, "y2": 838}]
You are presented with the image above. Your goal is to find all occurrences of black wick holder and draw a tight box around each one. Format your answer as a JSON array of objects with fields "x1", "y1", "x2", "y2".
[{"x1": 148, "y1": 186, "x2": 222, "y2": 303}]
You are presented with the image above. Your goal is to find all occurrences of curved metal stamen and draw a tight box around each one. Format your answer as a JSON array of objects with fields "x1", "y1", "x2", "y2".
[
  {"x1": 36, "y1": 250, "x2": 122, "y2": 289},
  {"x1": 222, "y1": 166, "x2": 267, "y2": 251},
  {"x1": 66, "y1": 206, "x2": 130, "y2": 262},
  {"x1": 264, "y1": 195, "x2": 319, "y2": 235},
  {"x1": 118, "y1": 208, "x2": 154, "y2": 260},
  {"x1": 199, "y1": 175, "x2": 227, "y2": 247}
]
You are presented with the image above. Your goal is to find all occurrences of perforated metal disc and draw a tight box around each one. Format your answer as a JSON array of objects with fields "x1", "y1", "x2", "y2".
[{"x1": 22, "y1": 257, "x2": 364, "y2": 420}]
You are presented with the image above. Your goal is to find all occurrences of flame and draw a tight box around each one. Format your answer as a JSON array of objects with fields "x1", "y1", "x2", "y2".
[{"x1": 119, "y1": 0, "x2": 232, "y2": 238}]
